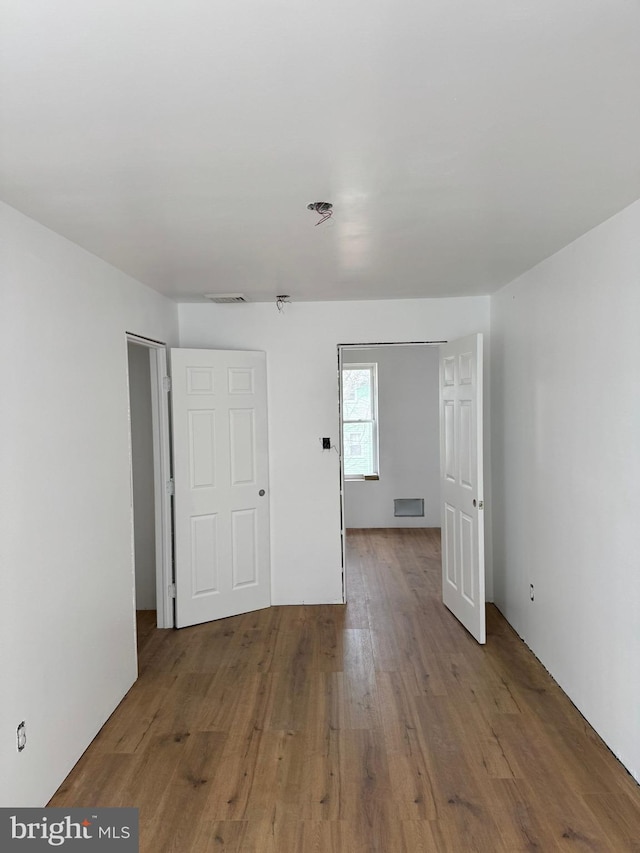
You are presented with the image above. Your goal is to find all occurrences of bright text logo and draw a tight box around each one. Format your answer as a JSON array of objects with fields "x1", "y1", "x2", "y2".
[{"x1": 1, "y1": 808, "x2": 138, "y2": 851}]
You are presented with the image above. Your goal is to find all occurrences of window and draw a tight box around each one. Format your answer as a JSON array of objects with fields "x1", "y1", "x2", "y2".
[{"x1": 342, "y1": 363, "x2": 379, "y2": 478}]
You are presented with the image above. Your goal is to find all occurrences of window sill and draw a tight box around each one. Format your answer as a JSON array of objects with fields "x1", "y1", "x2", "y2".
[{"x1": 345, "y1": 474, "x2": 379, "y2": 482}]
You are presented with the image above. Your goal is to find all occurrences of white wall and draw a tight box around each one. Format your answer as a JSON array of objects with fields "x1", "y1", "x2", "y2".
[
  {"x1": 178, "y1": 297, "x2": 491, "y2": 606},
  {"x1": 491, "y1": 198, "x2": 640, "y2": 782},
  {"x1": 343, "y1": 346, "x2": 440, "y2": 528},
  {"x1": 0, "y1": 202, "x2": 178, "y2": 807},
  {"x1": 127, "y1": 343, "x2": 157, "y2": 611}
]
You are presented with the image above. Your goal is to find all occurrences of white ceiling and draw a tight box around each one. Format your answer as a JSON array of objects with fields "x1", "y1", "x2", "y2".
[{"x1": 1, "y1": 0, "x2": 639, "y2": 302}]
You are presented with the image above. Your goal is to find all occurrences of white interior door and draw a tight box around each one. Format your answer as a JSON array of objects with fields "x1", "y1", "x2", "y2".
[
  {"x1": 170, "y1": 348, "x2": 270, "y2": 628},
  {"x1": 439, "y1": 333, "x2": 485, "y2": 644}
]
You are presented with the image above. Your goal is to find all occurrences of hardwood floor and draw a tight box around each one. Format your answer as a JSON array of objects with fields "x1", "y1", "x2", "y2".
[{"x1": 49, "y1": 529, "x2": 640, "y2": 851}]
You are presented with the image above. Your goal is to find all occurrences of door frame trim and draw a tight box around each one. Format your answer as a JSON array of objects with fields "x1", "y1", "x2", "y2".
[{"x1": 126, "y1": 333, "x2": 174, "y2": 629}]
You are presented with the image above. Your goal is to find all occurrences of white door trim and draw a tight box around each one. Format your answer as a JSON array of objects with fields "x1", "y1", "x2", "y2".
[{"x1": 126, "y1": 333, "x2": 174, "y2": 629}]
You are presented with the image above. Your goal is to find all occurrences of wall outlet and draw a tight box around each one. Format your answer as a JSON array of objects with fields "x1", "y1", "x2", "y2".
[{"x1": 17, "y1": 721, "x2": 26, "y2": 752}]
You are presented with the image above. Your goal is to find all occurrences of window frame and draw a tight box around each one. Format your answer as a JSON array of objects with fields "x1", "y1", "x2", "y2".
[{"x1": 341, "y1": 362, "x2": 379, "y2": 480}]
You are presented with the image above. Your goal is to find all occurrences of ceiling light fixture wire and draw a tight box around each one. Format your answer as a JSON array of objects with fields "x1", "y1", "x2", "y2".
[{"x1": 307, "y1": 201, "x2": 333, "y2": 226}]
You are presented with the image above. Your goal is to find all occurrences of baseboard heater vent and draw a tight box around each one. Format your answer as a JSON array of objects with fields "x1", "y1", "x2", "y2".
[{"x1": 394, "y1": 498, "x2": 424, "y2": 517}]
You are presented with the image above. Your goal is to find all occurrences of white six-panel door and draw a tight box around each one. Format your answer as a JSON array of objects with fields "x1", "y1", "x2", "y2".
[
  {"x1": 170, "y1": 349, "x2": 270, "y2": 628},
  {"x1": 439, "y1": 334, "x2": 485, "y2": 644}
]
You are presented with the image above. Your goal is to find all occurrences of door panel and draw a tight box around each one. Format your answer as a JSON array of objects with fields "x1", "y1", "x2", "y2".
[
  {"x1": 229, "y1": 409, "x2": 256, "y2": 485},
  {"x1": 189, "y1": 410, "x2": 216, "y2": 488},
  {"x1": 443, "y1": 502, "x2": 457, "y2": 587},
  {"x1": 439, "y1": 334, "x2": 485, "y2": 644},
  {"x1": 171, "y1": 348, "x2": 270, "y2": 628},
  {"x1": 231, "y1": 509, "x2": 258, "y2": 587},
  {"x1": 191, "y1": 514, "x2": 219, "y2": 595}
]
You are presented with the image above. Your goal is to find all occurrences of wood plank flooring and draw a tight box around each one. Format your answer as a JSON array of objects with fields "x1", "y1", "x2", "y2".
[{"x1": 49, "y1": 528, "x2": 640, "y2": 851}]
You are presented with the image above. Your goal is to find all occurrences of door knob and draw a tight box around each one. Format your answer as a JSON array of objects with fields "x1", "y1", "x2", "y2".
[
  {"x1": 259, "y1": 489, "x2": 266, "y2": 497},
  {"x1": 473, "y1": 499, "x2": 477, "y2": 507}
]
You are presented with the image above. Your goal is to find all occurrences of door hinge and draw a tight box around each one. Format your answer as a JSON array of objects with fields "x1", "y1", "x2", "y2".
[
  {"x1": 166, "y1": 478, "x2": 175, "y2": 495},
  {"x1": 169, "y1": 583, "x2": 176, "y2": 599},
  {"x1": 163, "y1": 376, "x2": 171, "y2": 392}
]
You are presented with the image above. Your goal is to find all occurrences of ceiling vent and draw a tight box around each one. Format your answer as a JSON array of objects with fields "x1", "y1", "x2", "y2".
[{"x1": 203, "y1": 293, "x2": 247, "y2": 304}]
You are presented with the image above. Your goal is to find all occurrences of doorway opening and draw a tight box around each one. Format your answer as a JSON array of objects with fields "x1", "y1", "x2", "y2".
[
  {"x1": 338, "y1": 342, "x2": 443, "y2": 602},
  {"x1": 126, "y1": 334, "x2": 173, "y2": 636},
  {"x1": 339, "y1": 334, "x2": 487, "y2": 645}
]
